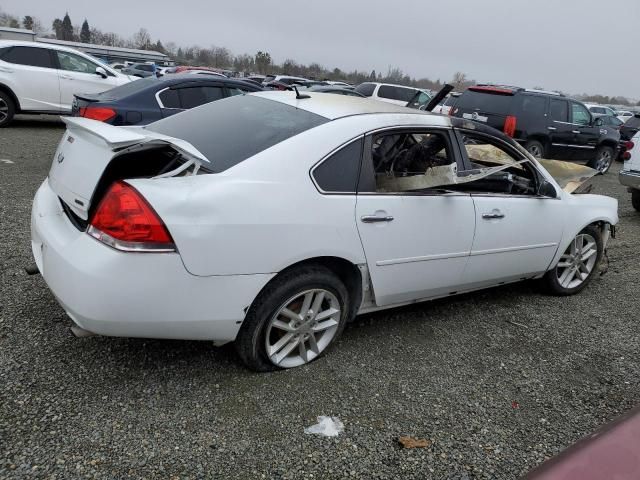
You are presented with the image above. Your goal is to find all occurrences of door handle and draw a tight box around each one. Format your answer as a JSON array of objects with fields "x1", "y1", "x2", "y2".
[
  {"x1": 547, "y1": 126, "x2": 557, "y2": 131},
  {"x1": 482, "y1": 212, "x2": 505, "y2": 220},
  {"x1": 60, "y1": 74, "x2": 73, "y2": 80},
  {"x1": 572, "y1": 130, "x2": 581, "y2": 134},
  {"x1": 361, "y1": 214, "x2": 394, "y2": 223}
]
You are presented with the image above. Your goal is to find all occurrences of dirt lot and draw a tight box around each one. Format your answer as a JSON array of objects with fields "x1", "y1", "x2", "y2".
[{"x1": 1, "y1": 115, "x2": 639, "y2": 479}]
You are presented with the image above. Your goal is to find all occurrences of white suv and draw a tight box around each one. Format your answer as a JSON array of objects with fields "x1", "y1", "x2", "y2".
[
  {"x1": 354, "y1": 82, "x2": 430, "y2": 106},
  {"x1": 0, "y1": 40, "x2": 132, "y2": 127}
]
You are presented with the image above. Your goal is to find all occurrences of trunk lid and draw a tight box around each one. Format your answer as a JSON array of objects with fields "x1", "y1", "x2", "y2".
[{"x1": 49, "y1": 117, "x2": 208, "y2": 220}]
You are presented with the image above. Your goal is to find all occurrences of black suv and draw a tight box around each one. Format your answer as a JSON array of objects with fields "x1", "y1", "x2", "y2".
[{"x1": 451, "y1": 85, "x2": 621, "y2": 173}]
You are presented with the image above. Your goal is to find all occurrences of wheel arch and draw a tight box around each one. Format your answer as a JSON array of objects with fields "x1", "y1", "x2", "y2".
[
  {"x1": 598, "y1": 139, "x2": 618, "y2": 151},
  {"x1": 525, "y1": 135, "x2": 551, "y2": 153},
  {"x1": 546, "y1": 217, "x2": 615, "y2": 272},
  {"x1": 0, "y1": 82, "x2": 20, "y2": 111},
  {"x1": 252, "y1": 256, "x2": 364, "y2": 321}
]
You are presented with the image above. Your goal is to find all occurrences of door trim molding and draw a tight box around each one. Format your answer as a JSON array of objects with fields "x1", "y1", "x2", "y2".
[
  {"x1": 376, "y1": 251, "x2": 469, "y2": 266},
  {"x1": 470, "y1": 242, "x2": 557, "y2": 257}
]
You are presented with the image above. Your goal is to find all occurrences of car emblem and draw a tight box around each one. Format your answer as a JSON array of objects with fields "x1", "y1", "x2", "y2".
[
  {"x1": 471, "y1": 112, "x2": 479, "y2": 120},
  {"x1": 57, "y1": 153, "x2": 64, "y2": 164}
]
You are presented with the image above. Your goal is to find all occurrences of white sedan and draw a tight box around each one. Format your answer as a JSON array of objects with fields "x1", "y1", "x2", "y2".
[{"x1": 31, "y1": 91, "x2": 618, "y2": 371}]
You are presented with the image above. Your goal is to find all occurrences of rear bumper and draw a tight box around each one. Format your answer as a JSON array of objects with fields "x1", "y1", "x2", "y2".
[
  {"x1": 31, "y1": 179, "x2": 274, "y2": 342},
  {"x1": 619, "y1": 170, "x2": 640, "y2": 189}
]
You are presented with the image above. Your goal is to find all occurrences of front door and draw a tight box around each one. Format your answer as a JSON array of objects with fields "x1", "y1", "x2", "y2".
[
  {"x1": 54, "y1": 50, "x2": 119, "y2": 111},
  {"x1": 569, "y1": 101, "x2": 599, "y2": 151},
  {"x1": 355, "y1": 128, "x2": 476, "y2": 306},
  {"x1": 455, "y1": 130, "x2": 564, "y2": 288}
]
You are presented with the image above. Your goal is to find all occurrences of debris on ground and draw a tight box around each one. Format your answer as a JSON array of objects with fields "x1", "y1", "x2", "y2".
[
  {"x1": 398, "y1": 436, "x2": 432, "y2": 448},
  {"x1": 304, "y1": 416, "x2": 344, "y2": 437}
]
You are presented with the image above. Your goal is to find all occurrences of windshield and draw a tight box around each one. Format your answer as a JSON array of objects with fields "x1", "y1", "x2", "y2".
[{"x1": 146, "y1": 95, "x2": 329, "y2": 173}]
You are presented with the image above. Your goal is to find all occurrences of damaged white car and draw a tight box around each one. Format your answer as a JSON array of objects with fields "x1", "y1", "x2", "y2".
[{"x1": 31, "y1": 91, "x2": 618, "y2": 371}]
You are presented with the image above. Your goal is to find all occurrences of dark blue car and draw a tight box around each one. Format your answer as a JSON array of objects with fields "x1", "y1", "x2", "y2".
[{"x1": 71, "y1": 74, "x2": 263, "y2": 126}]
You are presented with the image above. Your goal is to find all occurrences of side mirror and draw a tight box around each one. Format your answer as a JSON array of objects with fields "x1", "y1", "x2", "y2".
[
  {"x1": 594, "y1": 117, "x2": 604, "y2": 127},
  {"x1": 538, "y1": 180, "x2": 557, "y2": 198},
  {"x1": 95, "y1": 66, "x2": 108, "y2": 79}
]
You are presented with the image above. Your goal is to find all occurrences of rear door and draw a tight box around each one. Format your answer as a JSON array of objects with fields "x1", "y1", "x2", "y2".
[
  {"x1": 355, "y1": 128, "x2": 476, "y2": 306},
  {"x1": 54, "y1": 50, "x2": 121, "y2": 111},
  {"x1": 0, "y1": 46, "x2": 61, "y2": 111},
  {"x1": 452, "y1": 86, "x2": 514, "y2": 131}
]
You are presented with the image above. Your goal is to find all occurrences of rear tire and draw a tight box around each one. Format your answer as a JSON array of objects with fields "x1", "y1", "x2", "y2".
[
  {"x1": 235, "y1": 265, "x2": 350, "y2": 372},
  {"x1": 524, "y1": 140, "x2": 545, "y2": 159},
  {"x1": 0, "y1": 91, "x2": 16, "y2": 128},
  {"x1": 588, "y1": 146, "x2": 614, "y2": 173},
  {"x1": 632, "y1": 190, "x2": 640, "y2": 212},
  {"x1": 542, "y1": 226, "x2": 603, "y2": 296}
]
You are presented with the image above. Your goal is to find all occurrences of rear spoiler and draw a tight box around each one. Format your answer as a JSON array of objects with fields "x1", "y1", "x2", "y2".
[{"x1": 61, "y1": 117, "x2": 209, "y2": 164}]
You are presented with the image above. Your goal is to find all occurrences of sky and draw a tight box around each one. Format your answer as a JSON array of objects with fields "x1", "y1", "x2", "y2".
[{"x1": 2, "y1": 0, "x2": 639, "y2": 98}]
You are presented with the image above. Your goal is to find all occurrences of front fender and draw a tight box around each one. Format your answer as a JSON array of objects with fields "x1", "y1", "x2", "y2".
[{"x1": 547, "y1": 193, "x2": 618, "y2": 270}]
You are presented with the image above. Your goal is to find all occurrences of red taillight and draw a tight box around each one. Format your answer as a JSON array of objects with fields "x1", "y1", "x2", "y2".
[
  {"x1": 503, "y1": 115, "x2": 517, "y2": 137},
  {"x1": 88, "y1": 181, "x2": 175, "y2": 252},
  {"x1": 625, "y1": 141, "x2": 635, "y2": 151},
  {"x1": 623, "y1": 151, "x2": 632, "y2": 161},
  {"x1": 79, "y1": 106, "x2": 116, "y2": 122}
]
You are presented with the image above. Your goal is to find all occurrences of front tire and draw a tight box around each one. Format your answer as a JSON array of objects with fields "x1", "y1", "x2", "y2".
[
  {"x1": 235, "y1": 265, "x2": 350, "y2": 372},
  {"x1": 632, "y1": 190, "x2": 640, "y2": 212},
  {"x1": 588, "y1": 146, "x2": 614, "y2": 173},
  {"x1": 0, "y1": 91, "x2": 16, "y2": 127},
  {"x1": 542, "y1": 226, "x2": 603, "y2": 296}
]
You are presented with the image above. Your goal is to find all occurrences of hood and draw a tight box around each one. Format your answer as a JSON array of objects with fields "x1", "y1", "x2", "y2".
[{"x1": 538, "y1": 159, "x2": 598, "y2": 194}]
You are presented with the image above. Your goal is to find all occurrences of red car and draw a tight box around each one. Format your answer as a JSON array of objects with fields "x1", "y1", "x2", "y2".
[{"x1": 527, "y1": 406, "x2": 640, "y2": 479}]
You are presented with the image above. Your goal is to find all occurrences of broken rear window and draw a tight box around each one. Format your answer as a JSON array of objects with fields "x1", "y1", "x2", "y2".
[{"x1": 145, "y1": 95, "x2": 329, "y2": 173}]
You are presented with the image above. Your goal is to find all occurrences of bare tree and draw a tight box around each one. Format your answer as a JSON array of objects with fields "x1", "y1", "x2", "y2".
[
  {"x1": 451, "y1": 72, "x2": 468, "y2": 89},
  {"x1": 133, "y1": 28, "x2": 152, "y2": 49}
]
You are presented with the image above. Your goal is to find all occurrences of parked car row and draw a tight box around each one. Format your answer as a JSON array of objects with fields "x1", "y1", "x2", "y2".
[{"x1": 449, "y1": 85, "x2": 622, "y2": 173}]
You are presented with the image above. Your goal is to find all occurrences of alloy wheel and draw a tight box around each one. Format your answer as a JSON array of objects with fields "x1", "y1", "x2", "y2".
[
  {"x1": 556, "y1": 233, "x2": 598, "y2": 289},
  {"x1": 0, "y1": 98, "x2": 8, "y2": 122},
  {"x1": 265, "y1": 289, "x2": 341, "y2": 368},
  {"x1": 595, "y1": 150, "x2": 612, "y2": 172}
]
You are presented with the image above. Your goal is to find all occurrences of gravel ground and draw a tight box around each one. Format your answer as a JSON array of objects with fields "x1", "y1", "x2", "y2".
[{"x1": 1, "y1": 115, "x2": 639, "y2": 479}]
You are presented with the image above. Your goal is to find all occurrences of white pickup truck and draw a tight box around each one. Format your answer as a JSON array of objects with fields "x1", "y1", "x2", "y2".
[{"x1": 619, "y1": 131, "x2": 640, "y2": 211}]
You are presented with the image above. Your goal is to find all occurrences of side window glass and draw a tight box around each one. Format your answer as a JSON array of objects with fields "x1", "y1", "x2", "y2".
[
  {"x1": 571, "y1": 103, "x2": 591, "y2": 126},
  {"x1": 228, "y1": 87, "x2": 245, "y2": 96},
  {"x1": 458, "y1": 133, "x2": 537, "y2": 195},
  {"x1": 178, "y1": 87, "x2": 209, "y2": 109},
  {"x1": 56, "y1": 51, "x2": 98, "y2": 74},
  {"x1": 521, "y1": 96, "x2": 546, "y2": 117},
  {"x1": 549, "y1": 99, "x2": 568, "y2": 122},
  {"x1": 3, "y1": 46, "x2": 54, "y2": 68},
  {"x1": 377, "y1": 85, "x2": 417, "y2": 102},
  {"x1": 203, "y1": 86, "x2": 225, "y2": 101},
  {"x1": 313, "y1": 138, "x2": 363, "y2": 193},
  {"x1": 159, "y1": 89, "x2": 180, "y2": 109},
  {"x1": 354, "y1": 83, "x2": 376, "y2": 97},
  {"x1": 370, "y1": 131, "x2": 455, "y2": 193}
]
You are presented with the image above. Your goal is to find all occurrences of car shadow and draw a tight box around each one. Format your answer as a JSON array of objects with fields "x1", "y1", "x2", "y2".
[
  {"x1": 9, "y1": 115, "x2": 65, "y2": 129},
  {"x1": 57, "y1": 280, "x2": 541, "y2": 381}
]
